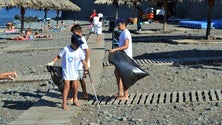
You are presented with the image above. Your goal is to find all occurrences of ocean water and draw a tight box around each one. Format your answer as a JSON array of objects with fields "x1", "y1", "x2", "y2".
[{"x1": 0, "y1": 8, "x2": 57, "y2": 26}]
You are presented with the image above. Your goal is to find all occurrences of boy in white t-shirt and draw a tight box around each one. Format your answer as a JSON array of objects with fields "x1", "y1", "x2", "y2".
[
  {"x1": 48, "y1": 34, "x2": 89, "y2": 110},
  {"x1": 71, "y1": 24, "x2": 90, "y2": 100},
  {"x1": 109, "y1": 18, "x2": 132, "y2": 101}
]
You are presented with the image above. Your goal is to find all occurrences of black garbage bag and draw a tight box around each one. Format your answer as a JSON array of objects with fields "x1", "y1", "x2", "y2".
[
  {"x1": 109, "y1": 51, "x2": 149, "y2": 89},
  {"x1": 47, "y1": 66, "x2": 64, "y2": 94}
]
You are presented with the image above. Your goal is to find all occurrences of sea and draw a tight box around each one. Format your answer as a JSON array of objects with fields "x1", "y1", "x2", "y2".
[{"x1": 0, "y1": 7, "x2": 58, "y2": 26}]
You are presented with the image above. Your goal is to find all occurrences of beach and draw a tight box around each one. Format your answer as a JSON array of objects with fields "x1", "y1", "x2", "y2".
[{"x1": 1, "y1": 20, "x2": 222, "y2": 125}]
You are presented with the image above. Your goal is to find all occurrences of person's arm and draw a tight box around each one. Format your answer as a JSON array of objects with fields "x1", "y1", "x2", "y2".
[
  {"x1": 109, "y1": 39, "x2": 129, "y2": 53},
  {"x1": 0, "y1": 71, "x2": 17, "y2": 80},
  {"x1": 85, "y1": 49, "x2": 90, "y2": 65},
  {"x1": 48, "y1": 55, "x2": 61, "y2": 66},
  {"x1": 81, "y1": 60, "x2": 89, "y2": 71}
]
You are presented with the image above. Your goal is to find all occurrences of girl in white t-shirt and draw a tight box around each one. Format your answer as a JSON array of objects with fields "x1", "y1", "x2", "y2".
[
  {"x1": 109, "y1": 18, "x2": 132, "y2": 101},
  {"x1": 47, "y1": 34, "x2": 89, "y2": 110},
  {"x1": 96, "y1": 17, "x2": 103, "y2": 44}
]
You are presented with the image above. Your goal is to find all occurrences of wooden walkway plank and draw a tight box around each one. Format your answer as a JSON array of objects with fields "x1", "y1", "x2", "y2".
[
  {"x1": 184, "y1": 91, "x2": 190, "y2": 102},
  {"x1": 158, "y1": 92, "x2": 165, "y2": 104},
  {"x1": 132, "y1": 93, "x2": 141, "y2": 105},
  {"x1": 172, "y1": 92, "x2": 177, "y2": 103},
  {"x1": 210, "y1": 90, "x2": 217, "y2": 101},
  {"x1": 139, "y1": 93, "x2": 147, "y2": 105},
  {"x1": 125, "y1": 93, "x2": 136, "y2": 105},
  {"x1": 197, "y1": 90, "x2": 204, "y2": 102},
  {"x1": 191, "y1": 90, "x2": 197, "y2": 102},
  {"x1": 165, "y1": 92, "x2": 171, "y2": 103},
  {"x1": 151, "y1": 93, "x2": 159, "y2": 104},
  {"x1": 145, "y1": 93, "x2": 153, "y2": 105}
]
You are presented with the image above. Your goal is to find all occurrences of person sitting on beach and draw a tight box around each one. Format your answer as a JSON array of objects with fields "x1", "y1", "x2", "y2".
[
  {"x1": 10, "y1": 27, "x2": 34, "y2": 40},
  {"x1": 5, "y1": 22, "x2": 19, "y2": 33},
  {"x1": 33, "y1": 32, "x2": 52, "y2": 38},
  {"x1": 47, "y1": 21, "x2": 52, "y2": 30},
  {"x1": 0, "y1": 71, "x2": 17, "y2": 80}
]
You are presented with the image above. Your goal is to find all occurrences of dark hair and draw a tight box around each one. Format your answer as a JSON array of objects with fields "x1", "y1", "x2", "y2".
[
  {"x1": 99, "y1": 17, "x2": 103, "y2": 21},
  {"x1": 71, "y1": 24, "x2": 82, "y2": 33}
]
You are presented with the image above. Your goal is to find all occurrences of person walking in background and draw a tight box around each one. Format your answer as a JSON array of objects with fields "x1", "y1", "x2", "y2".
[
  {"x1": 96, "y1": 17, "x2": 103, "y2": 45},
  {"x1": 92, "y1": 14, "x2": 99, "y2": 34},
  {"x1": 109, "y1": 18, "x2": 132, "y2": 100},
  {"x1": 89, "y1": 9, "x2": 97, "y2": 23},
  {"x1": 137, "y1": 6, "x2": 144, "y2": 31},
  {"x1": 47, "y1": 34, "x2": 89, "y2": 110},
  {"x1": 0, "y1": 71, "x2": 17, "y2": 80},
  {"x1": 89, "y1": 9, "x2": 97, "y2": 33},
  {"x1": 71, "y1": 24, "x2": 90, "y2": 100}
]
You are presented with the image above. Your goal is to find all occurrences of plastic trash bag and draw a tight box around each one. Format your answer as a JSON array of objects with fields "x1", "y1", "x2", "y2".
[
  {"x1": 109, "y1": 51, "x2": 149, "y2": 89},
  {"x1": 47, "y1": 66, "x2": 64, "y2": 94}
]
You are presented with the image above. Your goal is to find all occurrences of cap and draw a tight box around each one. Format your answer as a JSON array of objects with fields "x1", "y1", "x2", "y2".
[
  {"x1": 115, "y1": 18, "x2": 127, "y2": 26},
  {"x1": 71, "y1": 34, "x2": 83, "y2": 45}
]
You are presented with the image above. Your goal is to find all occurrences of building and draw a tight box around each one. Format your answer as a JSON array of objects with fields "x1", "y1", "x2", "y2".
[{"x1": 61, "y1": 0, "x2": 222, "y2": 21}]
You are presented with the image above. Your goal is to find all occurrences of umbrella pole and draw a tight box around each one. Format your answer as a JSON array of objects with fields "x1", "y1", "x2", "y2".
[
  {"x1": 44, "y1": 8, "x2": 48, "y2": 22},
  {"x1": 56, "y1": 10, "x2": 59, "y2": 28},
  {"x1": 44, "y1": 8, "x2": 48, "y2": 31},
  {"x1": 20, "y1": 6, "x2": 25, "y2": 34}
]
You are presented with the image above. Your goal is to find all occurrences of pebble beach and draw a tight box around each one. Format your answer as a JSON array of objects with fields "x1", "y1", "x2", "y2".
[{"x1": 1, "y1": 20, "x2": 222, "y2": 125}]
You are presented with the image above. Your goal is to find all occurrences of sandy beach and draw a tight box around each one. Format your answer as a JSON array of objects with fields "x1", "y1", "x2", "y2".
[{"x1": 1, "y1": 20, "x2": 222, "y2": 125}]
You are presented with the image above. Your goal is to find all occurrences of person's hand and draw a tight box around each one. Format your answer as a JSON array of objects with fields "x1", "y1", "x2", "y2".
[
  {"x1": 47, "y1": 61, "x2": 54, "y2": 66},
  {"x1": 109, "y1": 49, "x2": 116, "y2": 53},
  {"x1": 84, "y1": 65, "x2": 89, "y2": 71}
]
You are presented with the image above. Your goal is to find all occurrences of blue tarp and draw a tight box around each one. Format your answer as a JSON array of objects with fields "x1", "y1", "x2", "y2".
[{"x1": 179, "y1": 20, "x2": 222, "y2": 29}]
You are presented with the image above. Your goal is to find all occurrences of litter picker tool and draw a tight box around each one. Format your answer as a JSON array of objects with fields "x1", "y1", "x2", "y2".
[{"x1": 87, "y1": 70, "x2": 100, "y2": 109}]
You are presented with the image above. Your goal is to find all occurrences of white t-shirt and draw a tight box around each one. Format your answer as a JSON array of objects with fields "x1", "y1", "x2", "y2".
[
  {"x1": 93, "y1": 16, "x2": 99, "y2": 26},
  {"x1": 78, "y1": 36, "x2": 90, "y2": 70},
  {"x1": 96, "y1": 22, "x2": 102, "y2": 35},
  {"x1": 118, "y1": 29, "x2": 132, "y2": 58},
  {"x1": 59, "y1": 45, "x2": 85, "y2": 80}
]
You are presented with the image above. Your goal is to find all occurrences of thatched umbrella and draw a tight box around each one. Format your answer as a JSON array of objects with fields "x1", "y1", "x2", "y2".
[
  {"x1": 8, "y1": 0, "x2": 41, "y2": 33},
  {"x1": 37, "y1": 0, "x2": 80, "y2": 28},
  {"x1": 95, "y1": 0, "x2": 126, "y2": 19},
  {"x1": 0, "y1": 0, "x2": 80, "y2": 33},
  {"x1": 0, "y1": 0, "x2": 15, "y2": 8}
]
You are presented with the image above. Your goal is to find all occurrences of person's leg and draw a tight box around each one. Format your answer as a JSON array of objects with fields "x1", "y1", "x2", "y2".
[
  {"x1": 72, "y1": 80, "x2": 80, "y2": 106},
  {"x1": 137, "y1": 18, "x2": 142, "y2": 31},
  {"x1": 117, "y1": 88, "x2": 129, "y2": 100},
  {"x1": 96, "y1": 34, "x2": 101, "y2": 44},
  {"x1": 114, "y1": 69, "x2": 123, "y2": 97},
  {"x1": 63, "y1": 80, "x2": 70, "y2": 110},
  {"x1": 80, "y1": 79, "x2": 88, "y2": 99},
  {"x1": 0, "y1": 71, "x2": 17, "y2": 80}
]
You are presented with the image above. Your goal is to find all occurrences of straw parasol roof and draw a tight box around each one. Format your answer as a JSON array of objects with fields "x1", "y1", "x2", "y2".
[
  {"x1": 12, "y1": 0, "x2": 41, "y2": 8},
  {"x1": 0, "y1": 0, "x2": 15, "y2": 8},
  {"x1": 0, "y1": 0, "x2": 80, "y2": 32},
  {"x1": 37, "y1": 0, "x2": 80, "y2": 11}
]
